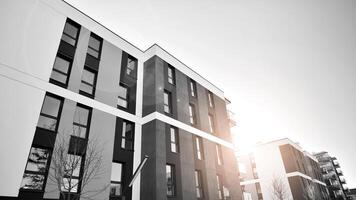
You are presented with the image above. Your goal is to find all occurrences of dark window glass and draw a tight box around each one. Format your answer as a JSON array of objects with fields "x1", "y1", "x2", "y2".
[
  {"x1": 73, "y1": 105, "x2": 91, "y2": 138},
  {"x1": 117, "y1": 83, "x2": 128, "y2": 109},
  {"x1": 166, "y1": 164, "x2": 176, "y2": 197},
  {"x1": 20, "y1": 147, "x2": 50, "y2": 190},
  {"x1": 61, "y1": 20, "x2": 80, "y2": 46},
  {"x1": 87, "y1": 34, "x2": 102, "y2": 59},
  {"x1": 208, "y1": 114, "x2": 215, "y2": 133},
  {"x1": 189, "y1": 104, "x2": 196, "y2": 125},
  {"x1": 207, "y1": 91, "x2": 214, "y2": 108},
  {"x1": 195, "y1": 137, "x2": 203, "y2": 160},
  {"x1": 61, "y1": 154, "x2": 82, "y2": 193},
  {"x1": 170, "y1": 127, "x2": 178, "y2": 153},
  {"x1": 80, "y1": 67, "x2": 97, "y2": 97},
  {"x1": 216, "y1": 144, "x2": 223, "y2": 165},
  {"x1": 37, "y1": 94, "x2": 62, "y2": 131},
  {"x1": 121, "y1": 121, "x2": 134, "y2": 150},
  {"x1": 164, "y1": 90, "x2": 172, "y2": 114},
  {"x1": 195, "y1": 170, "x2": 203, "y2": 198},
  {"x1": 126, "y1": 55, "x2": 137, "y2": 77},
  {"x1": 190, "y1": 79, "x2": 197, "y2": 97},
  {"x1": 50, "y1": 55, "x2": 71, "y2": 86},
  {"x1": 110, "y1": 162, "x2": 123, "y2": 197},
  {"x1": 167, "y1": 66, "x2": 175, "y2": 85}
]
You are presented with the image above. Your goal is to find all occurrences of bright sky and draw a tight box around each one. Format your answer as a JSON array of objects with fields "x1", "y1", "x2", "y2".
[{"x1": 66, "y1": 0, "x2": 356, "y2": 188}]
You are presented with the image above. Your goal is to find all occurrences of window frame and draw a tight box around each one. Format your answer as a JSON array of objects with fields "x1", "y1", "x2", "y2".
[
  {"x1": 189, "y1": 79, "x2": 197, "y2": 97},
  {"x1": 61, "y1": 19, "x2": 81, "y2": 47},
  {"x1": 166, "y1": 164, "x2": 176, "y2": 197},
  {"x1": 20, "y1": 146, "x2": 51, "y2": 191},
  {"x1": 72, "y1": 104, "x2": 92, "y2": 139},
  {"x1": 195, "y1": 170, "x2": 204, "y2": 199},
  {"x1": 208, "y1": 114, "x2": 215, "y2": 133},
  {"x1": 164, "y1": 90, "x2": 172, "y2": 114},
  {"x1": 121, "y1": 120, "x2": 134, "y2": 151},
  {"x1": 216, "y1": 174, "x2": 224, "y2": 200},
  {"x1": 189, "y1": 104, "x2": 197, "y2": 125},
  {"x1": 169, "y1": 126, "x2": 179, "y2": 153},
  {"x1": 126, "y1": 55, "x2": 137, "y2": 78},
  {"x1": 195, "y1": 137, "x2": 203, "y2": 160},
  {"x1": 61, "y1": 154, "x2": 83, "y2": 194},
  {"x1": 167, "y1": 65, "x2": 175, "y2": 85},
  {"x1": 79, "y1": 66, "x2": 98, "y2": 98},
  {"x1": 37, "y1": 93, "x2": 64, "y2": 132},
  {"x1": 49, "y1": 54, "x2": 73, "y2": 88},
  {"x1": 207, "y1": 91, "x2": 214, "y2": 108},
  {"x1": 110, "y1": 162, "x2": 124, "y2": 197},
  {"x1": 117, "y1": 83, "x2": 129, "y2": 110},
  {"x1": 87, "y1": 33, "x2": 103, "y2": 59},
  {"x1": 216, "y1": 144, "x2": 223, "y2": 166}
]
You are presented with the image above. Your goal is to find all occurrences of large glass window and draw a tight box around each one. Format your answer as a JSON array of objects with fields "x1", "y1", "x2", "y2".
[
  {"x1": 87, "y1": 33, "x2": 102, "y2": 59},
  {"x1": 73, "y1": 104, "x2": 91, "y2": 138},
  {"x1": 121, "y1": 121, "x2": 134, "y2": 150},
  {"x1": 50, "y1": 55, "x2": 72, "y2": 86},
  {"x1": 20, "y1": 147, "x2": 50, "y2": 190},
  {"x1": 80, "y1": 67, "x2": 97, "y2": 97},
  {"x1": 117, "y1": 83, "x2": 129, "y2": 109},
  {"x1": 189, "y1": 104, "x2": 196, "y2": 125},
  {"x1": 207, "y1": 91, "x2": 214, "y2": 108},
  {"x1": 195, "y1": 170, "x2": 203, "y2": 199},
  {"x1": 167, "y1": 65, "x2": 175, "y2": 85},
  {"x1": 189, "y1": 79, "x2": 197, "y2": 97},
  {"x1": 216, "y1": 175, "x2": 223, "y2": 199},
  {"x1": 126, "y1": 55, "x2": 137, "y2": 77},
  {"x1": 170, "y1": 127, "x2": 178, "y2": 153},
  {"x1": 195, "y1": 137, "x2": 203, "y2": 160},
  {"x1": 208, "y1": 114, "x2": 215, "y2": 133},
  {"x1": 166, "y1": 164, "x2": 176, "y2": 197},
  {"x1": 216, "y1": 144, "x2": 223, "y2": 165},
  {"x1": 61, "y1": 20, "x2": 80, "y2": 46},
  {"x1": 164, "y1": 90, "x2": 172, "y2": 114},
  {"x1": 37, "y1": 94, "x2": 63, "y2": 131},
  {"x1": 61, "y1": 154, "x2": 82, "y2": 193},
  {"x1": 110, "y1": 162, "x2": 123, "y2": 197}
]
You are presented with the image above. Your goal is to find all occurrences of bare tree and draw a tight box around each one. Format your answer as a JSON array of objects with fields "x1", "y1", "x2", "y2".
[
  {"x1": 270, "y1": 175, "x2": 291, "y2": 200},
  {"x1": 47, "y1": 126, "x2": 108, "y2": 200},
  {"x1": 303, "y1": 182, "x2": 325, "y2": 200}
]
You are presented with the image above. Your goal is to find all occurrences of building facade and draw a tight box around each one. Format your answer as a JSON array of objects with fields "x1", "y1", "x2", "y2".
[
  {"x1": 0, "y1": 0, "x2": 241, "y2": 199},
  {"x1": 237, "y1": 138, "x2": 329, "y2": 200},
  {"x1": 314, "y1": 152, "x2": 350, "y2": 200}
]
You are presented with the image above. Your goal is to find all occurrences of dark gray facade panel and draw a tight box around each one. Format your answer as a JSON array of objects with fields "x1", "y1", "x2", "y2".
[
  {"x1": 143, "y1": 57, "x2": 157, "y2": 116},
  {"x1": 175, "y1": 70, "x2": 190, "y2": 124},
  {"x1": 213, "y1": 94, "x2": 231, "y2": 142}
]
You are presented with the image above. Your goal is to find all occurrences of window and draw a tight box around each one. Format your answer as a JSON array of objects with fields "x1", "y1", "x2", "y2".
[
  {"x1": 189, "y1": 104, "x2": 197, "y2": 125},
  {"x1": 87, "y1": 33, "x2": 102, "y2": 59},
  {"x1": 170, "y1": 127, "x2": 178, "y2": 153},
  {"x1": 195, "y1": 137, "x2": 203, "y2": 160},
  {"x1": 255, "y1": 183, "x2": 263, "y2": 200},
  {"x1": 167, "y1": 65, "x2": 175, "y2": 85},
  {"x1": 207, "y1": 91, "x2": 214, "y2": 108},
  {"x1": 166, "y1": 164, "x2": 176, "y2": 197},
  {"x1": 50, "y1": 55, "x2": 72, "y2": 86},
  {"x1": 121, "y1": 121, "x2": 134, "y2": 150},
  {"x1": 216, "y1": 144, "x2": 223, "y2": 165},
  {"x1": 189, "y1": 79, "x2": 197, "y2": 97},
  {"x1": 37, "y1": 94, "x2": 63, "y2": 131},
  {"x1": 208, "y1": 114, "x2": 215, "y2": 133},
  {"x1": 62, "y1": 154, "x2": 82, "y2": 193},
  {"x1": 80, "y1": 67, "x2": 97, "y2": 97},
  {"x1": 20, "y1": 147, "x2": 50, "y2": 190},
  {"x1": 110, "y1": 162, "x2": 123, "y2": 197},
  {"x1": 164, "y1": 90, "x2": 172, "y2": 114},
  {"x1": 117, "y1": 83, "x2": 129, "y2": 109},
  {"x1": 61, "y1": 19, "x2": 80, "y2": 46},
  {"x1": 195, "y1": 170, "x2": 203, "y2": 199},
  {"x1": 216, "y1": 175, "x2": 223, "y2": 199},
  {"x1": 126, "y1": 55, "x2": 137, "y2": 77},
  {"x1": 73, "y1": 105, "x2": 91, "y2": 138}
]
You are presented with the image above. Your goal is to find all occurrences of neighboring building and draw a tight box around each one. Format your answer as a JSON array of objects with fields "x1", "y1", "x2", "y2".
[
  {"x1": 347, "y1": 189, "x2": 356, "y2": 200},
  {"x1": 0, "y1": 0, "x2": 241, "y2": 200},
  {"x1": 237, "y1": 138, "x2": 329, "y2": 200},
  {"x1": 314, "y1": 152, "x2": 350, "y2": 200}
]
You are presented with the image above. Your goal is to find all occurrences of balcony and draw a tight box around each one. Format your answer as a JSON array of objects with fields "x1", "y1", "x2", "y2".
[
  {"x1": 339, "y1": 177, "x2": 346, "y2": 184},
  {"x1": 228, "y1": 110, "x2": 237, "y2": 127},
  {"x1": 336, "y1": 168, "x2": 343, "y2": 175}
]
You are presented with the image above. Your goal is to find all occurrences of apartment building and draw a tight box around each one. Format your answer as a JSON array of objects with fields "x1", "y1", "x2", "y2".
[
  {"x1": 237, "y1": 138, "x2": 329, "y2": 200},
  {"x1": 313, "y1": 152, "x2": 350, "y2": 200},
  {"x1": 0, "y1": 0, "x2": 241, "y2": 199}
]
